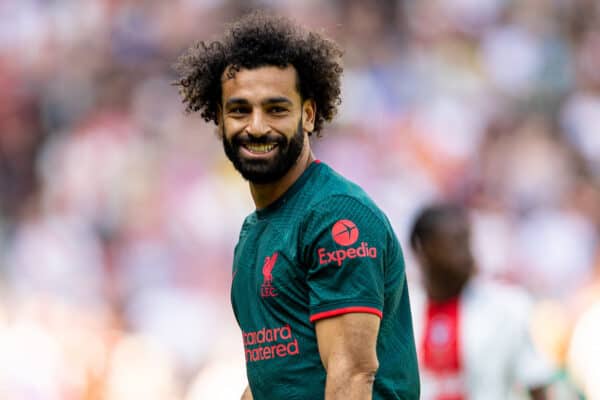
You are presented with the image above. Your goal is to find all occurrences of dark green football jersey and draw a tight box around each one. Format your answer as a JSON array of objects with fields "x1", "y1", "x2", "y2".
[{"x1": 231, "y1": 161, "x2": 420, "y2": 399}]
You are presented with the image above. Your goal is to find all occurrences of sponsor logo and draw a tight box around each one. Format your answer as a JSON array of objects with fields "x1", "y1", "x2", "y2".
[
  {"x1": 242, "y1": 325, "x2": 300, "y2": 362},
  {"x1": 261, "y1": 252, "x2": 278, "y2": 298},
  {"x1": 318, "y1": 219, "x2": 377, "y2": 266},
  {"x1": 318, "y1": 242, "x2": 377, "y2": 266},
  {"x1": 332, "y1": 219, "x2": 359, "y2": 246}
]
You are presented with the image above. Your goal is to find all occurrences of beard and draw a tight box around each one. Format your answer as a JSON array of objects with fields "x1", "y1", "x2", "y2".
[{"x1": 222, "y1": 119, "x2": 305, "y2": 184}]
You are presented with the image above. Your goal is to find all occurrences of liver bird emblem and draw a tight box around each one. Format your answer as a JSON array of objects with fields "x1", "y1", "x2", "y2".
[{"x1": 262, "y1": 252, "x2": 279, "y2": 285}]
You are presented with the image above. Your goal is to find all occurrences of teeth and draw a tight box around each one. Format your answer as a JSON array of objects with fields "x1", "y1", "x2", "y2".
[{"x1": 245, "y1": 143, "x2": 276, "y2": 153}]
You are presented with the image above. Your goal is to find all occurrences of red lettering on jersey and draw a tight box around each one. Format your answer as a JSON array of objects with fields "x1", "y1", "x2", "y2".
[
  {"x1": 318, "y1": 242, "x2": 378, "y2": 266},
  {"x1": 242, "y1": 325, "x2": 300, "y2": 362}
]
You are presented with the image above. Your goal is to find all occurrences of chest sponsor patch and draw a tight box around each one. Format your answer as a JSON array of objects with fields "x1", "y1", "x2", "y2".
[
  {"x1": 318, "y1": 219, "x2": 377, "y2": 266},
  {"x1": 242, "y1": 325, "x2": 300, "y2": 362}
]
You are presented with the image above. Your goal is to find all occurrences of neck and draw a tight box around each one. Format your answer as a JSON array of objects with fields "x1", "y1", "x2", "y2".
[
  {"x1": 250, "y1": 137, "x2": 314, "y2": 209},
  {"x1": 424, "y1": 276, "x2": 471, "y2": 303}
]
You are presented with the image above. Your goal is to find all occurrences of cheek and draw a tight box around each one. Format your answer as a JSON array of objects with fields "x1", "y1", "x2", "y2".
[
  {"x1": 272, "y1": 120, "x2": 296, "y2": 134},
  {"x1": 274, "y1": 114, "x2": 303, "y2": 133},
  {"x1": 222, "y1": 119, "x2": 244, "y2": 137}
]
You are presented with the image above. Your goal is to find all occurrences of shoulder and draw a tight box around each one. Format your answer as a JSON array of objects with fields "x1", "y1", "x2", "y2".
[
  {"x1": 467, "y1": 279, "x2": 532, "y2": 303},
  {"x1": 236, "y1": 212, "x2": 261, "y2": 244},
  {"x1": 239, "y1": 212, "x2": 257, "y2": 231},
  {"x1": 464, "y1": 278, "x2": 534, "y2": 323},
  {"x1": 306, "y1": 164, "x2": 389, "y2": 225},
  {"x1": 300, "y1": 193, "x2": 395, "y2": 251}
]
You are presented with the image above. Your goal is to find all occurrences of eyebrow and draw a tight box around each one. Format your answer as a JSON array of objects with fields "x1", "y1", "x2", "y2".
[
  {"x1": 225, "y1": 97, "x2": 293, "y2": 107},
  {"x1": 262, "y1": 97, "x2": 293, "y2": 106}
]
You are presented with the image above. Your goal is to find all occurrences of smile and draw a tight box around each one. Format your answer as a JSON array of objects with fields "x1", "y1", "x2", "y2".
[{"x1": 243, "y1": 143, "x2": 278, "y2": 154}]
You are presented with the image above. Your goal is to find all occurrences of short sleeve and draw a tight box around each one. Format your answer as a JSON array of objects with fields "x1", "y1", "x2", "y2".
[{"x1": 300, "y1": 195, "x2": 398, "y2": 323}]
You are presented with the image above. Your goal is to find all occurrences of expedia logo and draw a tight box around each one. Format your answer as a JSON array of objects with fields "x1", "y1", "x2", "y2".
[
  {"x1": 332, "y1": 219, "x2": 359, "y2": 246},
  {"x1": 318, "y1": 219, "x2": 377, "y2": 266}
]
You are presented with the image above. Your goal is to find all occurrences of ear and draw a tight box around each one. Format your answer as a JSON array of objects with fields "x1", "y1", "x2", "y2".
[{"x1": 302, "y1": 99, "x2": 316, "y2": 134}]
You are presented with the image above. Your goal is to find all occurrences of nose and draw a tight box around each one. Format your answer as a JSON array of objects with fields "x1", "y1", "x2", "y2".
[{"x1": 247, "y1": 110, "x2": 270, "y2": 137}]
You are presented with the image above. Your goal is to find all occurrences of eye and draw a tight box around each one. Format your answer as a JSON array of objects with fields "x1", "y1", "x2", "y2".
[
  {"x1": 269, "y1": 106, "x2": 288, "y2": 114},
  {"x1": 229, "y1": 106, "x2": 249, "y2": 115}
]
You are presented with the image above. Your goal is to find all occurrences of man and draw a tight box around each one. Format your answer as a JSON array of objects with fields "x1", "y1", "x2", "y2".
[
  {"x1": 409, "y1": 204, "x2": 554, "y2": 400},
  {"x1": 175, "y1": 11, "x2": 420, "y2": 400}
]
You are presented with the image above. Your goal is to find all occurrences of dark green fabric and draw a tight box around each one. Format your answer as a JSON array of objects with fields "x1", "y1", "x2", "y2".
[{"x1": 231, "y1": 161, "x2": 420, "y2": 399}]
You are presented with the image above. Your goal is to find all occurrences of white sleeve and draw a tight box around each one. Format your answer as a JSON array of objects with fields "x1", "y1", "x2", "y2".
[{"x1": 511, "y1": 291, "x2": 556, "y2": 388}]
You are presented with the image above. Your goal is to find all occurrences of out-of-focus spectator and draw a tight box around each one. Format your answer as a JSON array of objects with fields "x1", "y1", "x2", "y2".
[{"x1": 409, "y1": 204, "x2": 555, "y2": 400}]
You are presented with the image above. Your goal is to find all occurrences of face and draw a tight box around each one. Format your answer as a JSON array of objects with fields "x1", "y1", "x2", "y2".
[
  {"x1": 219, "y1": 65, "x2": 315, "y2": 184},
  {"x1": 416, "y1": 214, "x2": 475, "y2": 284}
]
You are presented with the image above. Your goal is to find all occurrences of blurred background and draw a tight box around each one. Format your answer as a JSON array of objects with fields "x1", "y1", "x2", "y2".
[{"x1": 1, "y1": 0, "x2": 599, "y2": 398}]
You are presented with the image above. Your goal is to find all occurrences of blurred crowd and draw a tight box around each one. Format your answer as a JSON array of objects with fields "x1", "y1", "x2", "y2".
[{"x1": 1, "y1": 0, "x2": 599, "y2": 398}]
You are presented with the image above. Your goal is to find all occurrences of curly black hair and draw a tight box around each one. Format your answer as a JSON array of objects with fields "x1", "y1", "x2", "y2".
[{"x1": 174, "y1": 11, "x2": 343, "y2": 136}]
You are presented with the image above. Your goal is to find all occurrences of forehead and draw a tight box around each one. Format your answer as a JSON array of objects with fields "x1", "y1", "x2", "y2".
[{"x1": 221, "y1": 65, "x2": 300, "y2": 103}]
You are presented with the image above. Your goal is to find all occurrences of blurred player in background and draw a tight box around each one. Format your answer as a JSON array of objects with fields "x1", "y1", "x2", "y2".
[
  {"x1": 175, "y1": 11, "x2": 419, "y2": 400},
  {"x1": 409, "y1": 203, "x2": 555, "y2": 400}
]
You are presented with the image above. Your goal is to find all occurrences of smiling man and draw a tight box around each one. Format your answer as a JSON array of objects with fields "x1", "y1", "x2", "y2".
[{"x1": 175, "y1": 11, "x2": 419, "y2": 400}]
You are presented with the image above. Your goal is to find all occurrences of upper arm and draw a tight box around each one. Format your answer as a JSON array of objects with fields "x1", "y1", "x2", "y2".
[
  {"x1": 302, "y1": 196, "x2": 399, "y2": 323},
  {"x1": 315, "y1": 312, "x2": 381, "y2": 373},
  {"x1": 302, "y1": 196, "x2": 399, "y2": 374}
]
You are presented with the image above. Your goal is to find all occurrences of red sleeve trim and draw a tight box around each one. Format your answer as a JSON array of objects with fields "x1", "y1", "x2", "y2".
[{"x1": 310, "y1": 306, "x2": 383, "y2": 323}]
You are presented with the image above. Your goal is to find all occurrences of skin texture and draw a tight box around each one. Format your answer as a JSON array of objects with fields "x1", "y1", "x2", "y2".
[
  {"x1": 240, "y1": 386, "x2": 253, "y2": 400},
  {"x1": 221, "y1": 65, "x2": 381, "y2": 400},
  {"x1": 316, "y1": 313, "x2": 381, "y2": 400}
]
